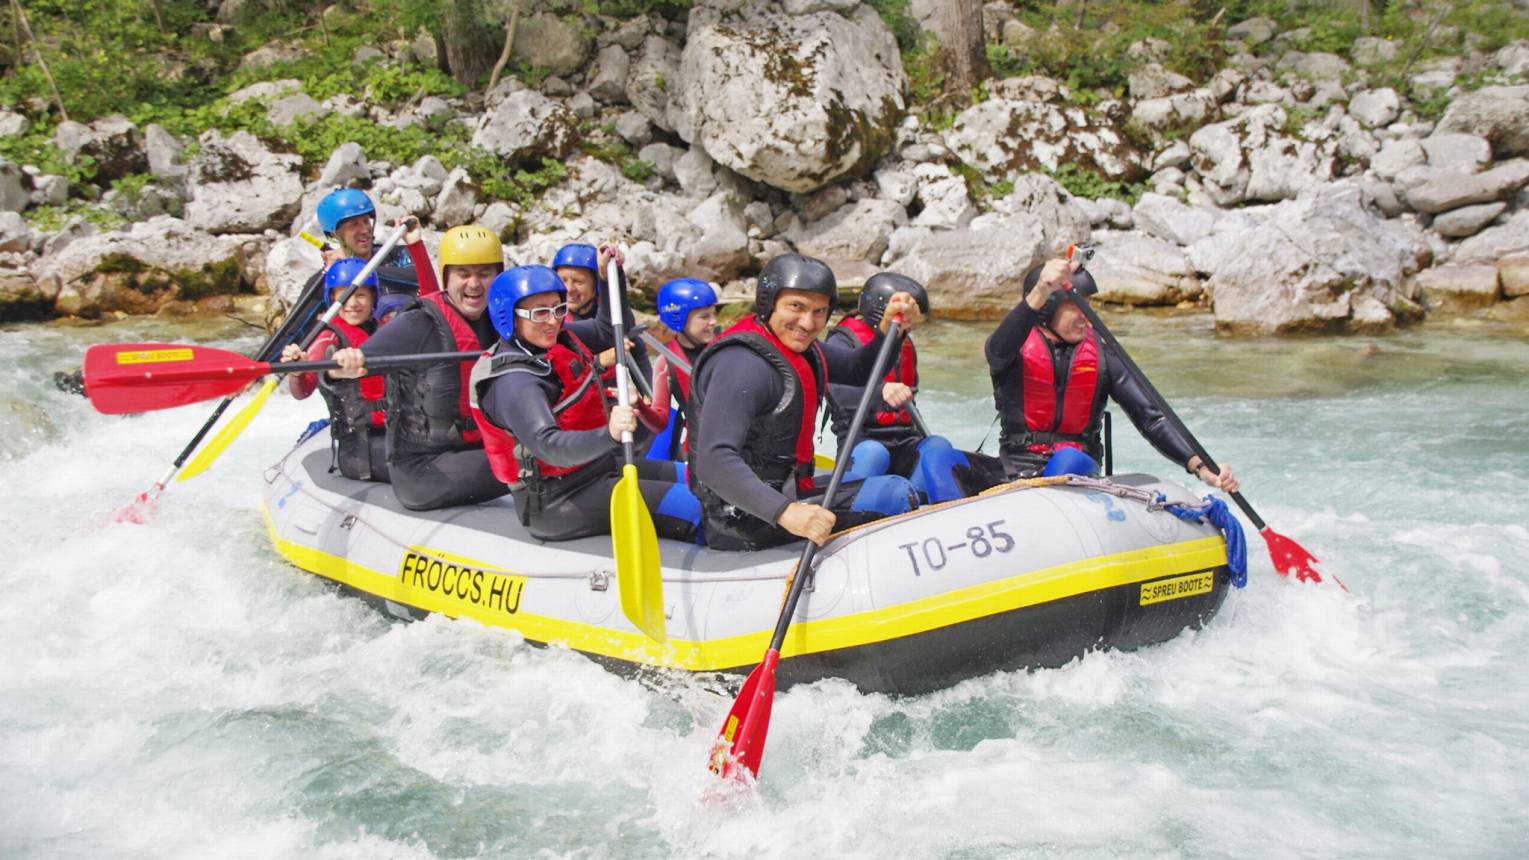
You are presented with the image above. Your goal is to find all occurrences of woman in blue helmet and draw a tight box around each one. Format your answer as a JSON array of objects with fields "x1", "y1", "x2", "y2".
[
  {"x1": 552, "y1": 241, "x2": 652, "y2": 381},
  {"x1": 469, "y1": 265, "x2": 697, "y2": 542},
  {"x1": 279, "y1": 258, "x2": 392, "y2": 482},
  {"x1": 644, "y1": 277, "x2": 719, "y2": 460}
]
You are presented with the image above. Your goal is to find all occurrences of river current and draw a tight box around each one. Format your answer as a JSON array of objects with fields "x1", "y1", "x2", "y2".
[{"x1": 2, "y1": 312, "x2": 1526, "y2": 858}]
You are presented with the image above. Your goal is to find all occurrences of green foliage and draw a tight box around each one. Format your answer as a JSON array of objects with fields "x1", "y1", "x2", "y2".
[
  {"x1": 1280, "y1": 105, "x2": 1319, "y2": 138},
  {"x1": 25, "y1": 202, "x2": 128, "y2": 232},
  {"x1": 0, "y1": 129, "x2": 96, "y2": 186},
  {"x1": 621, "y1": 158, "x2": 656, "y2": 183},
  {"x1": 867, "y1": 0, "x2": 921, "y2": 53},
  {"x1": 1047, "y1": 164, "x2": 1145, "y2": 205}
]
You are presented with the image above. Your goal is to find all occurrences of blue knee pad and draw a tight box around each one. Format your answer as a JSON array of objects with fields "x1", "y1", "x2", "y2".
[
  {"x1": 656, "y1": 482, "x2": 701, "y2": 526},
  {"x1": 851, "y1": 474, "x2": 915, "y2": 516},
  {"x1": 913, "y1": 436, "x2": 968, "y2": 504},
  {"x1": 1042, "y1": 448, "x2": 1099, "y2": 477},
  {"x1": 845, "y1": 440, "x2": 890, "y2": 480}
]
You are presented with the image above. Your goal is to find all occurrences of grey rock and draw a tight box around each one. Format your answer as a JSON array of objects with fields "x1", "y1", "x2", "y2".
[
  {"x1": 1208, "y1": 184, "x2": 1431, "y2": 334},
  {"x1": 614, "y1": 111, "x2": 652, "y2": 147},
  {"x1": 1227, "y1": 17, "x2": 1276, "y2": 46},
  {"x1": 638, "y1": 142, "x2": 680, "y2": 181},
  {"x1": 1414, "y1": 265, "x2": 1501, "y2": 312},
  {"x1": 888, "y1": 216, "x2": 1047, "y2": 318},
  {"x1": 52, "y1": 116, "x2": 147, "y2": 183},
  {"x1": 408, "y1": 28, "x2": 438, "y2": 66},
  {"x1": 1390, "y1": 164, "x2": 1450, "y2": 198},
  {"x1": 433, "y1": 167, "x2": 477, "y2": 227},
  {"x1": 744, "y1": 200, "x2": 774, "y2": 237},
  {"x1": 184, "y1": 130, "x2": 303, "y2": 233},
  {"x1": 321, "y1": 94, "x2": 367, "y2": 119},
  {"x1": 0, "y1": 110, "x2": 30, "y2": 138},
  {"x1": 1433, "y1": 201, "x2": 1509, "y2": 238},
  {"x1": 1276, "y1": 51, "x2": 1350, "y2": 82},
  {"x1": 783, "y1": 0, "x2": 859, "y2": 13},
  {"x1": 1131, "y1": 89, "x2": 1219, "y2": 138},
  {"x1": 1359, "y1": 177, "x2": 1405, "y2": 217},
  {"x1": 875, "y1": 167, "x2": 917, "y2": 208},
  {"x1": 988, "y1": 75, "x2": 1063, "y2": 103},
  {"x1": 1189, "y1": 104, "x2": 1334, "y2": 205},
  {"x1": 1349, "y1": 89, "x2": 1400, "y2": 129},
  {"x1": 1451, "y1": 210, "x2": 1529, "y2": 265},
  {"x1": 567, "y1": 92, "x2": 598, "y2": 120},
  {"x1": 483, "y1": 76, "x2": 527, "y2": 110},
  {"x1": 1404, "y1": 160, "x2": 1529, "y2": 213},
  {"x1": 1153, "y1": 141, "x2": 1192, "y2": 171},
  {"x1": 1127, "y1": 38, "x2": 1171, "y2": 62},
  {"x1": 30, "y1": 174, "x2": 68, "y2": 207},
  {"x1": 1409, "y1": 69, "x2": 1457, "y2": 98},
  {"x1": 946, "y1": 98, "x2": 1144, "y2": 184},
  {"x1": 1133, "y1": 192, "x2": 1217, "y2": 246},
  {"x1": 674, "y1": 147, "x2": 718, "y2": 200},
  {"x1": 1209, "y1": 68, "x2": 1246, "y2": 104},
  {"x1": 1084, "y1": 229, "x2": 1201, "y2": 305},
  {"x1": 541, "y1": 76, "x2": 573, "y2": 98},
  {"x1": 1128, "y1": 63, "x2": 1194, "y2": 100},
  {"x1": 268, "y1": 92, "x2": 323, "y2": 128},
  {"x1": 1421, "y1": 132, "x2": 1492, "y2": 172},
  {"x1": 313, "y1": 141, "x2": 366, "y2": 188},
  {"x1": 1436, "y1": 85, "x2": 1529, "y2": 158},
  {"x1": 1243, "y1": 80, "x2": 1290, "y2": 105},
  {"x1": 33, "y1": 216, "x2": 248, "y2": 311},
  {"x1": 238, "y1": 45, "x2": 307, "y2": 70},
  {"x1": 1370, "y1": 138, "x2": 1426, "y2": 180},
  {"x1": 626, "y1": 35, "x2": 681, "y2": 134},
  {"x1": 602, "y1": 15, "x2": 650, "y2": 51},
  {"x1": 144, "y1": 124, "x2": 187, "y2": 181},
  {"x1": 406, "y1": 155, "x2": 449, "y2": 197},
  {"x1": 353, "y1": 46, "x2": 384, "y2": 66},
  {"x1": 227, "y1": 79, "x2": 301, "y2": 105},
  {"x1": 262, "y1": 234, "x2": 325, "y2": 305},
  {"x1": 799, "y1": 185, "x2": 850, "y2": 223},
  {"x1": 682, "y1": 191, "x2": 750, "y2": 282},
  {"x1": 1001, "y1": 18, "x2": 1033, "y2": 47},
  {"x1": 985, "y1": 173, "x2": 1092, "y2": 252},
  {"x1": 590, "y1": 44, "x2": 631, "y2": 104},
  {"x1": 0, "y1": 159, "x2": 29, "y2": 213},
  {"x1": 1352, "y1": 37, "x2": 1400, "y2": 66},
  {"x1": 479, "y1": 201, "x2": 519, "y2": 239},
  {"x1": 471, "y1": 90, "x2": 578, "y2": 164},
  {"x1": 785, "y1": 197, "x2": 904, "y2": 283},
  {"x1": 1495, "y1": 41, "x2": 1529, "y2": 76},
  {"x1": 668, "y1": 5, "x2": 905, "y2": 193},
  {"x1": 416, "y1": 97, "x2": 453, "y2": 122},
  {"x1": 1499, "y1": 250, "x2": 1529, "y2": 297},
  {"x1": 512, "y1": 13, "x2": 593, "y2": 78},
  {"x1": 0, "y1": 211, "x2": 31, "y2": 254},
  {"x1": 910, "y1": 163, "x2": 975, "y2": 230}
]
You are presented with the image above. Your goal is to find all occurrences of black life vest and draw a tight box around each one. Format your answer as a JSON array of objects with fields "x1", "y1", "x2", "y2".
[
  {"x1": 688, "y1": 316, "x2": 826, "y2": 517},
  {"x1": 468, "y1": 332, "x2": 608, "y2": 487},
  {"x1": 386, "y1": 292, "x2": 485, "y2": 457}
]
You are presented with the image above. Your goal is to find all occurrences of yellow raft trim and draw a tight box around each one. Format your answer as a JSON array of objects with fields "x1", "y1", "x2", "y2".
[{"x1": 261, "y1": 502, "x2": 1227, "y2": 672}]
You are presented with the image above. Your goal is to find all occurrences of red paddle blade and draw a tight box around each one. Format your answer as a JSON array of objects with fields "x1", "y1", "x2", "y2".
[
  {"x1": 708, "y1": 650, "x2": 779, "y2": 783},
  {"x1": 84, "y1": 343, "x2": 265, "y2": 415},
  {"x1": 112, "y1": 488, "x2": 159, "y2": 524},
  {"x1": 1260, "y1": 526, "x2": 1323, "y2": 582}
]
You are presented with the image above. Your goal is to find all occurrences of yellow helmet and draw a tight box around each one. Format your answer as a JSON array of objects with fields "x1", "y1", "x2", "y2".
[{"x1": 438, "y1": 225, "x2": 503, "y2": 268}]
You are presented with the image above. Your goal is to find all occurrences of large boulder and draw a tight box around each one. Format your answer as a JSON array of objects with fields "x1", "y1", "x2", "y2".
[
  {"x1": 626, "y1": 35, "x2": 681, "y2": 133},
  {"x1": 511, "y1": 13, "x2": 593, "y2": 78},
  {"x1": 682, "y1": 191, "x2": 751, "y2": 283},
  {"x1": 1188, "y1": 104, "x2": 1334, "y2": 206},
  {"x1": 1085, "y1": 230, "x2": 1202, "y2": 305},
  {"x1": 1132, "y1": 192, "x2": 1216, "y2": 246},
  {"x1": 183, "y1": 130, "x2": 303, "y2": 233},
  {"x1": 0, "y1": 158, "x2": 27, "y2": 213},
  {"x1": 589, "y1": 44, "x2": 631, "y2": 105},
  {"x1": 1435, "y1": 85, "x2": 1529, "y2": 158},
  {"x1": 1208, "y1": 184, "x2": 1431, "y2": 334},
  {"x1": 433, "y1": 167, "x2": 478, "y2": 227},
  {"x1": 985, "y1": 173, "x2": 1092, "y2": 254},
  {"x1": 471, "y1": 90, "x2": 579, "y2": 165},
  {"x1": 1413, "y1": 265, "x2": 1501, "y2": 314},
  {"x1": 909, "y1": 163, "x2": 976, "y2": 230},
  {"x1": 668, "y1": 4, "x2": 905, "y2": 193},
  {"x1": 31, "y1": 216, "x2": 248, "y2": 316},
  {"x1": 1433, "y1": 201, "x2": 1509, "y2": 239},
  {"x1": 945, "y1": 98, "x2": 1144, "y2": 184},
  {"x1": 52, "y1": 116, "x2": 147, "y2": 183},
  {"x1": 1450, "y1": 210, "x2": 1529, "y2": 266},
  {"x1": 887, "y1": 215, "x2": 1047, "y2": 319},
  {"x1": 1348, "y1": 88, "x2": 1400, "y2": 129},
  {"x1": 785, "y1": 197, "x2": 904, "y2": 283},
  {"x1": 263, "y1": 234, "x2": 325, "y2": 305},
  {"x1": 1404, "y1": 159, "x2": 1529, "y2": 214},
  {"x1": 1129, "y1": 89, "x2": 1219, "y2": 139}
]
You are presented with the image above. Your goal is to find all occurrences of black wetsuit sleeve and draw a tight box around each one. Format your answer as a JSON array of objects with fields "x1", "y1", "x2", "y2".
[
  {"x1": 480, "y1": 370, "x2": 617, "y2": 468},
  {"x1": 358, "y1": 309, "x2": 441, "y2": 359},
  {"x1": 822, "y1": 326, "x2": 888, "y2": 384},
  {"x1": 565, "y1": 268, "x2": 634, "y2": 354},
  {"x1": 1103, "y1": 344, "x2": 1196, "y2": 467},
  {"x1": 692, "y1": 348, "x2": 793, "y2": 524},
  {"x1": 985, "y1": 301, "x2": 1039, "y2": 376}
]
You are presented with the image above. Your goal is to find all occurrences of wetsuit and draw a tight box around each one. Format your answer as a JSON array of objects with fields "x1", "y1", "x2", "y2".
[
  {"x1": 287, "y1": 319, "x2": 389, "y2": 482},
  {"x1": 357, "y1": 295, "x2": 503, "y2": 511},
  {"x1": 984, "y1": 300, "x2": 1195, "y2": 478},
  {"x1": 474, "y1": 328, "x2": 697, "y2": 543},
  {"x1": 688, "y1": 319, "x2": 907, "y2": 551},
  {"x1": 825, "y1": 314, "x2": 925, "y2": 476}
]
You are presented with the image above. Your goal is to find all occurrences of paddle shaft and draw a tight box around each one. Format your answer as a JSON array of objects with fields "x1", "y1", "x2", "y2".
[
  {"x1": 606, "y1": 259, "x2": 637, "y2": 462},
  {"x1": 1068, "y1": 297, "x2": 1268, "y2": 531},
  {"x1": 637, "y1": 329, "x2": 689, "y2": 373},
  {"x1": 767, "y1": 320, "x2": 904, "y2": 653}
]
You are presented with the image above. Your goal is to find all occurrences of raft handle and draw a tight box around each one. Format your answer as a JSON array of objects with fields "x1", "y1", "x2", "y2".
[{"x1": 588, "y1": 569, "x2": 611, "y2": 592}]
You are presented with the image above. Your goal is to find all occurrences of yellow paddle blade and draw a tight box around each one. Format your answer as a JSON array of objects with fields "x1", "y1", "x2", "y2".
[
  {"x1": 176, "y1": 379, "x2": 277, "y2": 482},
  {"x1": 611, "y1": 463, "x2": 666, "y2": 642},
  {"x1": 813, "y1": 452, "x2": 835, "y2": 471}
]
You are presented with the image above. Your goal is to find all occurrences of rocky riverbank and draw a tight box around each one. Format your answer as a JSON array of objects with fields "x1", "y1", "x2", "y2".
[{"x1": 3, "y1": 0, "x2": 1528, "y2": 333}]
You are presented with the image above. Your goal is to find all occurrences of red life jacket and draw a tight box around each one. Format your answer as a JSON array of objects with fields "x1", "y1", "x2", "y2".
[
  {"x1": 663, "y1": 338, "x2": 693, "y2": 402},
  {"x1": 1020, "y1": 326, "x2": 1099, "y2": 454},
  {"x1": 324, "y1": 317, "x2": 386, "y2": 427},
  {"x1": 469, "y1": 332, "x2": 608, "y2": 486},
  {"x1": 719, "y1": 315, "x2": 822, "y2": 493},
  {"x1": 836, "y1": 315, "x2": 917, "y2": 427}
]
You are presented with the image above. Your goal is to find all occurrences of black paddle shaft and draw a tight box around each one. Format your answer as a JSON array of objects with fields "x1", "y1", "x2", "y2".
[
  {"x1": 767, "y1": 320, "x2": 905, "y2": 654},
  {"x1": 1070, "y1": 296, "x2": 1268, "y2": 531},
  {"x1": 277, "y1": 351, "x2": 482, "y2": 376}
]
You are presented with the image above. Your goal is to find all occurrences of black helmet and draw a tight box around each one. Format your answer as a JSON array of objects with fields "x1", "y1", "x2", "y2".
[
  {"x1": 860, "y1": 272, "x2": 930, "y2": 328},
  {"x1": 1022, "y1": 264, "x2": 1098, "y2": 321},
  {"x1": 756, "y1": 253, "x2": 837, "y2": 320}
]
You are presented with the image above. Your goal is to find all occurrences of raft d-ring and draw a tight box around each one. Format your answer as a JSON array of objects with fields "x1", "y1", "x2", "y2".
[
  {"x1": 339, "y1": 514, "x2": 357, "y2": 530},
  {"x1": 588, "y1": 569, "x2": 611, "y2": 592}
]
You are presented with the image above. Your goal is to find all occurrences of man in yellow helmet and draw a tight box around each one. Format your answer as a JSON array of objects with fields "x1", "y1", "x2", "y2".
[{"x1": 330, "y1": 226, "x2": 509, "y2": 510}]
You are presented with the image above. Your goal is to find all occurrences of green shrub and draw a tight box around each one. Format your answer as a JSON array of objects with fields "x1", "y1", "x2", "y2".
[{"x1": 1047, "y1": 164, "x2": 1145, "y2": 205}]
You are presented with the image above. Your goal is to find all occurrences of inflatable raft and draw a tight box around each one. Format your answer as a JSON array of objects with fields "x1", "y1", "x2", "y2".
[{"x1": 261, "y1": 433, "x2": 1233, "y2": 695}]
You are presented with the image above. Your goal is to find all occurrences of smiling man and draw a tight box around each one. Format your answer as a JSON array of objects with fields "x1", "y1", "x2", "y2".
[
  {"x1": 687, "y1": 254, "x2": 925, "y2": 551},
  {"x1": 329, "y1": 226, "x2": 509, "y2": 511}
]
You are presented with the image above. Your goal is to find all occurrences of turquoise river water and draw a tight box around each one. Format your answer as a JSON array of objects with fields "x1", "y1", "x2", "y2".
[{"x1": 1, "y1": 312, "x2": 1526, "y2": 858}]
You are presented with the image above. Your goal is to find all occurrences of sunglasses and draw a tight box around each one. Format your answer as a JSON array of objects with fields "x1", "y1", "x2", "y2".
[{"x1": 513, "y1": 303, "x2": 570, "y2": 323}]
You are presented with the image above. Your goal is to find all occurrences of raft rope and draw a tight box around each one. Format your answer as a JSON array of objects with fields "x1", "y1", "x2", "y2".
[{"x1": 1164, "y1": 496, "x2": 1247, "y2": 588}]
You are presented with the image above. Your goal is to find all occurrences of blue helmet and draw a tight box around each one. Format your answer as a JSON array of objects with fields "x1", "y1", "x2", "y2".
[
  {"x1": 374, "y1": 292, "x2": 414, "y2": 322},
  {"x1": 323, "y1": 258, "x2": 378, "y2": 304},
  {"x1": 488, "y1": 265, "x2": 566, "y2": 340},
  {"x1": 316, "y1": 188, "x2": 375, "y2": 235},
  {"x1": 551, "y1": 243, "x2": 600, "y2": 277},
  {"x1": 656, "y1": 278, "x2": 719, "y2": 333}
]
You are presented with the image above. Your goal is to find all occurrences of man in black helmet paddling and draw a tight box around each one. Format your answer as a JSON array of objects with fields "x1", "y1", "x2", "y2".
[
  {"x1": 985, "y1": 258, "x2": 1239, "y2": 492},
  {"x1": 688, "y1": 254, "x2": 926, "y2": 551}
]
